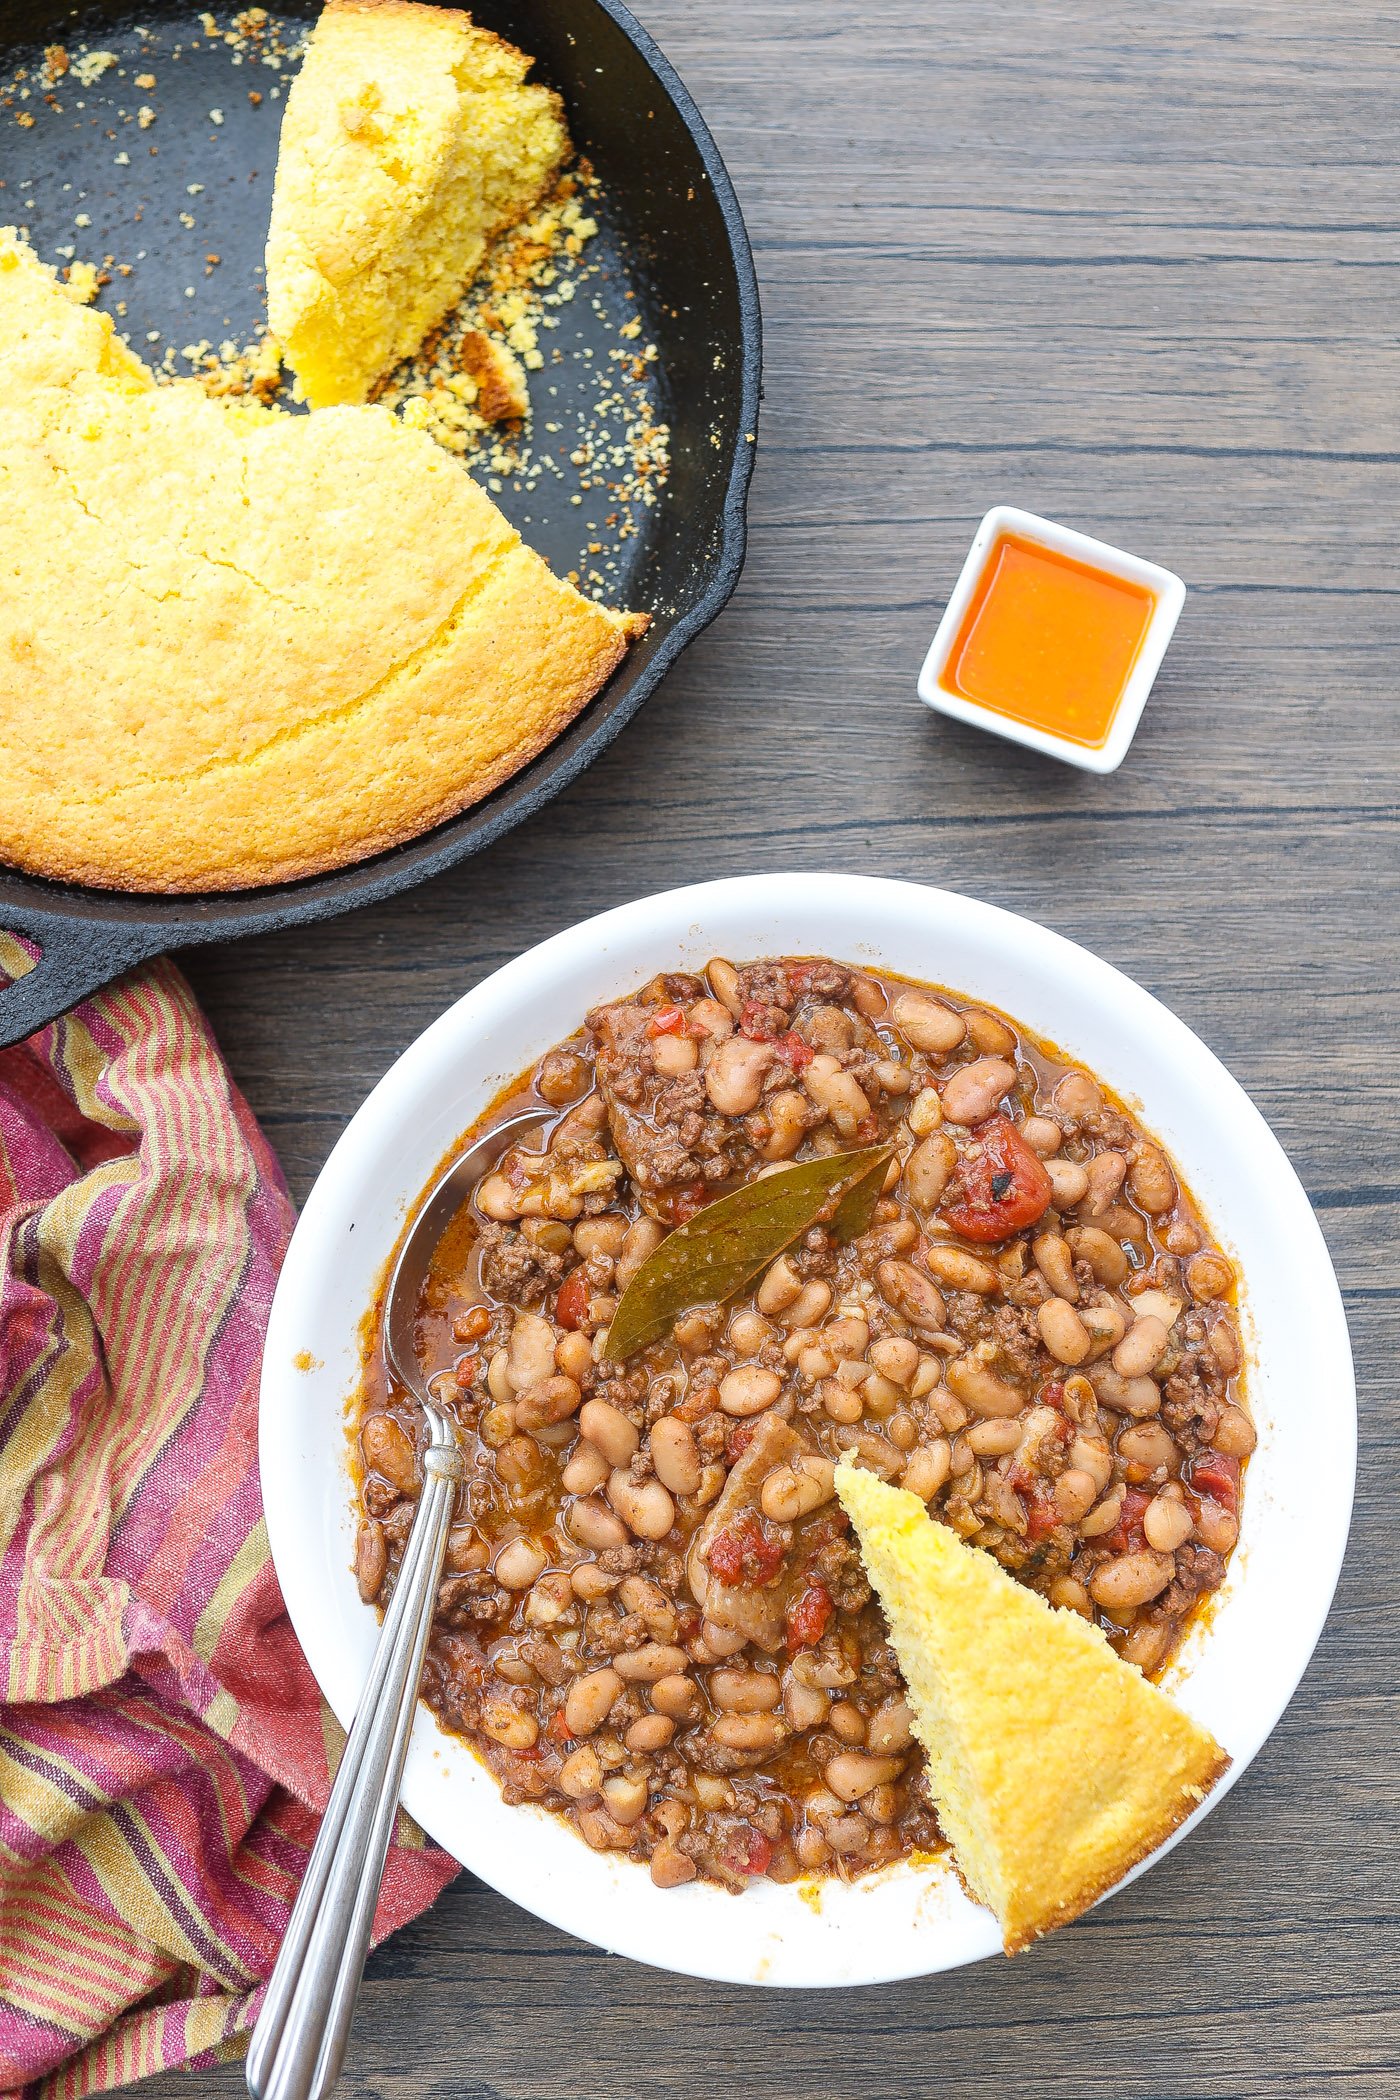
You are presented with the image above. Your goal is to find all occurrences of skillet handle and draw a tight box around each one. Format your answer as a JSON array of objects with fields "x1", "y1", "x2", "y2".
[{"x1": 0, "y1": 918, "x2": 172, "y2": 1049}]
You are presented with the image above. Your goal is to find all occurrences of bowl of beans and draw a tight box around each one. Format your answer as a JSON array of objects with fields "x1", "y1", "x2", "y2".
[{"x1": 260, "y1": 873, "x2": 1354, "y2": 1985}]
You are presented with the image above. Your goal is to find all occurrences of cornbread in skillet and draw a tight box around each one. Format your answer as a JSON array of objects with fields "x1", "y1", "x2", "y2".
[
  {"x1": 0, "y1": 233, "x2": 642, "y2": 894},
  {"x1": 835, "y1": 1463, "x2": 1229, "y2": 1953},
  {"x1": 266, "y1": 0, "x2": 569, "y2": 408}
]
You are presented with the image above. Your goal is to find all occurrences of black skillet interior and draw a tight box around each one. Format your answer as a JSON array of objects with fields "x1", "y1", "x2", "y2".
[{"x1": 0, "y1": 0, "x2": 760, "y2": 1045}]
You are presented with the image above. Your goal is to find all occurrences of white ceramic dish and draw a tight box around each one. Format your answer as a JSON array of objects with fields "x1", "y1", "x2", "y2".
[
  {"x1": 917, "y1": 505, "x2": 1186, "y2": 773},
  {"x1": 260, "y1": 873, "x2": 1354, "y2": 1988}
]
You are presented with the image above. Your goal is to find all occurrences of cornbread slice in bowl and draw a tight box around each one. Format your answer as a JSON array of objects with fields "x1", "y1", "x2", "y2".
[
  {"x1": 0, "y1": 233, "x2": 642, "y2": 893},
  {"x1": 835, "y1": 1461, "x2": 1229, "y2": 1953},
  {"x1": 266, "y1": 0, "x2": 569, "y2": 407}
]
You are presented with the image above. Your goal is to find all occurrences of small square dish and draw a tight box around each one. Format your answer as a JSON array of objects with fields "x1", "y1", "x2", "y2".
[{"x1": 918, "y1": 505, "x2": 1186, "y2": 774}]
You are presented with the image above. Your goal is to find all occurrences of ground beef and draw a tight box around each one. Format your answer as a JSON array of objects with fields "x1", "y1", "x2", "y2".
[
  {"x1": 986, "y1": 1301, "x2": 1046, "y2": 1385},
  {"x1": 806, "y1": 1530, "x2": 871, "y2": 1613},
  {"x1": 477, "y1": 1221, "x2": 566, "y2": 1305},
  {"x1": 1162, "y1": 1353, "x2": 1223, "y2": 1448},
  {"x1": 437, "y1": 1572, "x2": 506, "y2": 1625},
  {"x1": 1158, "y1": 1543, "x2": 1226, "y2": 1618}
]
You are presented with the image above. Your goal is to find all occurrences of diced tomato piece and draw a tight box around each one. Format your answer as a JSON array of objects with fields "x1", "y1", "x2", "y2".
[
  {"x1": 1108, "y1": 1487, "x2": 1152, "y2": 1554},
  {"x1": 663, "y1": 1182, "x2": 711, "y2": 1225},
  {"x1": 707, "y1": 1514, "x2": 786, "y2": 1588},
  {"x1": 546, "y1": 1706, "x2": 574, "y2": 1744},
  {"x1": 721, "y1": 1825, "x2": 774, "y2": 1877},
  {"x1": 554, "y1": 1270, "x2": 589, "y2": 1330},
  {"x1": 1041, "y1": 1380, "x2": 1068, "y2": 1413},
  {"x1": 939, "y1": 1115, "x2": 1053, "y2": 1242},
  {"x1": 739, "y1": 999, "x2": 788, "y2": 1042},
  {"x1": 726, "y1": 1420, "x2": 758, "y2": 1461},
  {"x1": 454, "y1": 1352, "x2": 479, "y2": 1389},
  {"x1": 1188, "y1": 1454, "x2": 1240, "y2": 1513},
  {"x1": 777, "y1": 1029, "x2": 813, "y2": 1071},
  {"x1": 785, "y1": 1581, "x2": 834, "y2": 1650},
  {"x1": 645, "y1": 1003, "x2": 688, "y2": 1038},
  {"x1": 786, "y1": 962, "x2": 815, "y2": 993}
]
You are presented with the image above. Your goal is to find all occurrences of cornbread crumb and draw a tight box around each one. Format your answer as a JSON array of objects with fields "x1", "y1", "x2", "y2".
[{"x1": 835, "y1": 1463, "x2": 1229, "y2": 1954}]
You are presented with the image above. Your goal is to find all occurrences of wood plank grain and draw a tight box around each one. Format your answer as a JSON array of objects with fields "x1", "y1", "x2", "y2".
[{"x1": 145, "y1": 1, "x2": 1400, "y2": 2094}]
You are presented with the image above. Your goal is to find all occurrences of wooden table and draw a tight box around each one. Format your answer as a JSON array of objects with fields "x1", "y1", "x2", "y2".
[{"x1": 169, "y1": 3, "x2": 1399, "y2": 2093}]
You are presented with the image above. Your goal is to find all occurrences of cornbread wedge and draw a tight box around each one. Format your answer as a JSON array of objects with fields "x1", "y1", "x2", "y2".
[
  {"x1": 835, "y1": 1463, "x2": 1229, "y2": 1953},
  {"x1": 0, "y1": 233, "x2": 643, "y2": 893},
  {"x1": 266, "y1": 0, "x2": 568, "y2": 407}
]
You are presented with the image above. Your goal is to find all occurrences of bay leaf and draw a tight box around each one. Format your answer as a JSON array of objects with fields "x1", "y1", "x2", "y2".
[{"x1": 603, "y1": 1144, "x2": 893, "y2": 1362}]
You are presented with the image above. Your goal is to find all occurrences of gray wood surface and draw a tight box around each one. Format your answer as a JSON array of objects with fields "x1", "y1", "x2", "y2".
[{"x1": 167, "y1": 2, "x2": 1398, "y2": 2094}]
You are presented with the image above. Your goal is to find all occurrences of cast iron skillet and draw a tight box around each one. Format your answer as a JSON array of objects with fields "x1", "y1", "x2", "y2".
[{"x1": 0, "y1": 0, "x2": 760, "y2": 1045}]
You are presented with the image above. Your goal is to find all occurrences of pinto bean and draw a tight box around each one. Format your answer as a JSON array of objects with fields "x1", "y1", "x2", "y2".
[
  {"x1": 1194, "y1": 1499, "x2": 1239, "y2": 1553},
  {"x1": 559, "y1": 1744, "x2": 604, "y2": 1797},
  {"x1": 761, "y1": 1453, "x2": 836, "y2": 1522},
  {"x1": 507, "y1": 1311, "x2": 558, "y2": 1392},
  {"x1": 650, "y1": 1841, "x2": 698, "y2": 1888},
  {"x1": 903, "y1": 1132, "x2": 958, "y2": 1212},
  {"x1": 1032, "y1": 1230, "x2": 1078, "y2": 1302},
  {"x1": 908, "y1": 1087, "x2": 944, "y2": 1136},
  {"x1": 1088, "y1": 1365, "x2": 1162, "y2": 1418},
  {"x1": 940, "y1": 1057, "x2": 1018, "y2": 1126},
  {"x1": 515, "y1": 1374, "x2": 584, "y2": 1430},
  {"x1": 1117, "y1": 1421, "x2": 1178, "y2": 1473},
  {"x1": 495, "y1": 1536, "x2": 548, "y2": 1589},
  {"x1": 868, "y1": 1699, "x2": 915, "y2": 1754},
  {"x1": 761, "y1": 1089, "x2": 809, "y2": 1161},
  {"x1": 1053, "y1": 1467, "x2": 1100, "y2": 1522},
  {"x1": 705, "y1": 1034, "x2": 775, "y2": 1115},
  {"x1": 650, "y1": 1416, "x2": 702, "y2": 1495},
  {"x1": 1053, "y1": 1071, "x2": 1102, "y2": 1120},
  {"x1": 1212, "y1": 1405, "x2": 1257, "y2": 1458},
  {"x1": 614, "y1": 1216, "x2": 665, "y2": 1291},
  {"x1": 782, "y1": 1280, "x2": 832, "y2": 1330},
  {"x1": 891, "y1": 990, "x2": 967, "y2": 1055},
  {"x1": 1187, "y1": 1252, "x2": 1234, "y2": 1301},
  {"x1": 1090, "y1": 1550, "x2": 1175, "y2": 1609},
  {"x1": 711, "y1": 1712, "x2": 786, "y2": 1753},
  {"x1": 805, "y1": 1055, "x2": 871, "y2": 1136},
  {"x1": 1071, "y1": 1433, "x2": 1114, "y2": 1491},
  {"x1": 921, "y1": 1244, "x2": 999, "y2": 1294},
  {"x1": 946, "y1": 1356, "x2": 1024, "y2": 1419},
  {"x1": 607, "y1": 1470, "x2": 676, "y2": 1540},
  {"x1": 614, "y1": 1642, "x2": 689, "y2": 1683},
  {"x1": 651, "y1": 1673, "x2": 700, "y2": 1720},
  {"x1": 1208, "y1": 1318, "x2": 1242, "y2": 1376},
  {"x1": 1080, "y1": 1296, "x2": 1128, "y2": 1358},
  {"x1": 1112, "y1": 1314, "x2": 1169, "y2": 1380},
  {"x1": 706, "y1": 958, "x2": 743, "y2": 1014},
  {"x1": 826, "y1": 1752, "x2": 903, "y2": 1802},
  {"x1": 783, "y1": 1675, "x2": 831, "y2": 1731},
  {"x1": 1069, "y1": 1226, "x2": 1130, "y2": 1288},
  {"x1": 1021, "y1": 1116, "x2": 1062, "y2": 1157},
  {"x1": 869, "y1": 1336, "x2": 920, "y2": 1387},
  {"x1": 651, "y1": 1030, "x2": 698, "y2": 1078},
  {"x1": 579, "y1": 1397, "x2": 641, "y2": 1467},
  {"x1": 1128, "y1": 1143, "x2": 1177, "y2": 1214},
  {"x1": 756, "y1": 1255, "x2": 803, "y2": 1316},
  {"x1": 1045, "y1": 1158, "x2": 1090, "y2": 1208},
  {"x1": 361, "y1": 1414, "x2": 418, "y2": 1496},
  {"x1": 901, "y1": 1440, "x2": 952, "y2": 1500},
  {"x1": 355, "y1": 1517, "x2": 386, "y2": 1601},
  {"x1": 719, "y1": 1365, "x2": 783, "y2": 1416},
  {"x1": 562, "y1": 1441, "x2": 610, "y2": 1495},
  {"x1": 568, "y1": 1495, "x2": 629, "y2": 1550},
  {"x1": 564, "y1": 1667, "x2": 624, "y2": 1737},
  {"x1": 710, "y1": 1668, "x2": 782, "y2": 1712},
  {"x1": 1037, "y1": 1297, "x2": 1093, "y2": 1366},
  {"x1": 1144, "y1": 1493, "x2": 1194, "y2": 1551},
  {"x1": 877, "y1": 1259, "x2": 947, "y2": 1330},
  {"x1": 1084, "y1": 1150, "x2": 1127, "y2": 1216}
]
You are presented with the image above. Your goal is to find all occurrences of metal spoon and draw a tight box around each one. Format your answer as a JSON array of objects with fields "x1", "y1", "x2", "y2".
[{"x1": 247, "y1": 1108, "x2": 552, "y2": 2100}]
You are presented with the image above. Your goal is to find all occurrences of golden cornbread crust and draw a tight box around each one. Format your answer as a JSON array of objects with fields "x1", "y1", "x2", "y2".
[
  {"x1": 266, "y1": 0, "x2": 570, "y2": 408},
  {"x1": 836, "y1": 1463, "x2": 1229, "y2": 1954},
  {"x1": 0, "y1": 233, "x2": 644, "y2": 893}
]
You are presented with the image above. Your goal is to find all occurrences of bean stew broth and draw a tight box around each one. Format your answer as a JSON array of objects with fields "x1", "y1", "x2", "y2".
[{"x1": 354, "y1": 957, "x2": 1251, "y2": 1891}]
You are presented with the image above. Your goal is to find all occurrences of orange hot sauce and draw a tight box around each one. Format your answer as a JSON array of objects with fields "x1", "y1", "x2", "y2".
[{"x1": 942, "y1": 533, "x2": 1157, "y2": 749}]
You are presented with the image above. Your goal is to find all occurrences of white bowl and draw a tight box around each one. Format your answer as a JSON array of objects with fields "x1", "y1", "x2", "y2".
[{"x1": 260, "y1": 874, "x2": 1355, "y2": 1988}]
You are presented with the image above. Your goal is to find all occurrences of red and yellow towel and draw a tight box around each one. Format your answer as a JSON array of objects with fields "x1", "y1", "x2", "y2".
[{"x1": 0, "y1": 942, "x2": 456, "y2": 2098}]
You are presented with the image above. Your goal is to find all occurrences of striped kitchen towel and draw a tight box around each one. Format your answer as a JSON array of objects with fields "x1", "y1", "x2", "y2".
[{"x1": 0, "y1": 946, "x2": 457, "y2": 2099}]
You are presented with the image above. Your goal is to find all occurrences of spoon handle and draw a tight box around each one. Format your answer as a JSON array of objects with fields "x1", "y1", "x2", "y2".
[{"x1": 247, "y1": 1409, "x2": 462, "y2": 2100}]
